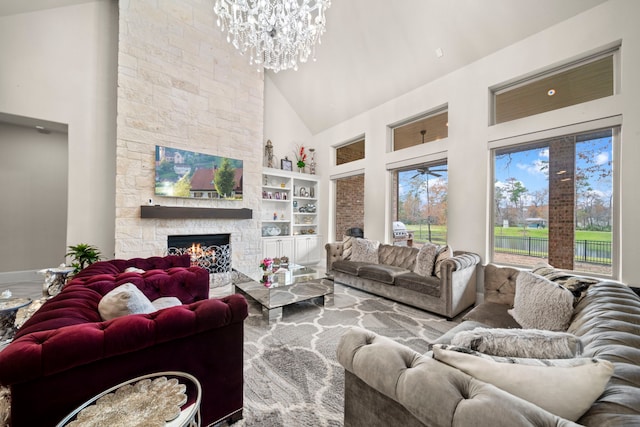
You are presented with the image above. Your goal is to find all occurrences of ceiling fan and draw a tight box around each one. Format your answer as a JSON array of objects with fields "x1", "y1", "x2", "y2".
[{"x1": 410, "y1": 130, "x2": 448, "y2": 178}]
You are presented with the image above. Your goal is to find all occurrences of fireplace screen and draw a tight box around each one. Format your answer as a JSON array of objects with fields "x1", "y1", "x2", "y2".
[{"x1": 167, "y1": 234, "x2": 231, "y2": 274}]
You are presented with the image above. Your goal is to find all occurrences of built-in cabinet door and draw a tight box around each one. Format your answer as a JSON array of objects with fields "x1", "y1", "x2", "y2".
[
  {"x1": 263, "y1": 237, "x2": 295, "y2": 260},
  {"x1": 294, "y1": 235, "x2": 321, "y2": 265}
]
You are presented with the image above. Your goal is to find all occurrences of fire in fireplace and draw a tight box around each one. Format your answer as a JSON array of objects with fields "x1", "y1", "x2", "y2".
[{"x1": 167, "y1": 234, "x2": 230, "y2": 273}]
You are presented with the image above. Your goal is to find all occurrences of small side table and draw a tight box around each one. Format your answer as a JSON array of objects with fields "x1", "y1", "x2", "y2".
[
  {"x1": 0, "y1": 297, "x2": 32, "y2": 343},
  {"x1": 39, "y1": 266, "x2": 75, "y2": 297},
  {"x1": 56, "y1": 371, "x2": 202, "y2": 427}
]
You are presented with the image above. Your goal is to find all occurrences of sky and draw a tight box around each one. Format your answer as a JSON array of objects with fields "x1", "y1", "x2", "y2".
[{"x1": 494, "y1": 136, "x2": 613, "y2": 202}]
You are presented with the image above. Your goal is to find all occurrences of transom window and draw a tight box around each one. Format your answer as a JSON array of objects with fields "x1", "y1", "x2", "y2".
[{"x1": 392, "y1": 109, "x2": 448, "y2": 151}]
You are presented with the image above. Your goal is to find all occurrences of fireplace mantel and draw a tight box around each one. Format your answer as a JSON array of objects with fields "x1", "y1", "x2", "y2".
[{"x1": 140, "y1": 205, "x2": 253, "y2": 219}]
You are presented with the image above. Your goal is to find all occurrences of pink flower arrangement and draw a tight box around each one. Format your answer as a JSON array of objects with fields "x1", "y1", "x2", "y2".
[
  {"x1": 260, "y1": 257, "x2": 274, "y2": 271},
  {"x1": 295, "y1": 145, "x2": 307, "y2": 169}
]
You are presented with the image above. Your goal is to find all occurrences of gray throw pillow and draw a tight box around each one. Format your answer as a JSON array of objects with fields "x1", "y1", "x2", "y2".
[
  {"x1": 342, "y1": 235, "x2": 354, "y2": 260},
  {"x1": 413, "y1": 243, "x2": 439, "y2": 276},
  {"x1": 351, "y1": 238, "x2": 379, "y2": 264},
  {"x1": 508, "y1": 271, "x2": 574, "y2": 331},
  {"x1": 151, "y1": 296, "x2": 183, "y2": 310},
  {"x1": 434, "y1": 245, "x2": 452, "y2": 279},
  {"x1": 451, "y1": 327, "x2": 583, "y2": 358},
  {"x1": 437, "y1": 344, "x2": 597, "y2": 367}
]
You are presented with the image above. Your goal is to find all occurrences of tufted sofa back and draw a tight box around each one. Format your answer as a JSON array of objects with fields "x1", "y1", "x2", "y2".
[
  {"x1": 378, "y1": 244, "x2": 418, "y2": 269},
  {"x1": 483, "y1": 263, "x2": 519, "y2": 306}
]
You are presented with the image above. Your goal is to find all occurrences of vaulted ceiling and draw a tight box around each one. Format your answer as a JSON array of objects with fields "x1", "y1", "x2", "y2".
[{"x1": 1, "y1": 0, "x2": 608, "y2": 134}]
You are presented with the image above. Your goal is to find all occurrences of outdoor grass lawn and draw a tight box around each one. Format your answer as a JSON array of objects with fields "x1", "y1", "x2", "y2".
[{"x1": 405, "y1": 224, "x2": 612, "y2": 242}]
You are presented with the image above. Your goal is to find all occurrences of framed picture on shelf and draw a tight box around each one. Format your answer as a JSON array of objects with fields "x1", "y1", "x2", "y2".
[{"x1": 281, "y1": 158, "x2": 292, "y2": 171}]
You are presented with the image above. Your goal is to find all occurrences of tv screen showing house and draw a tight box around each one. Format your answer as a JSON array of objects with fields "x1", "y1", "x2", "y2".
[{"x1": 155, "y1": 145, "x2": 243, "y2": 200}]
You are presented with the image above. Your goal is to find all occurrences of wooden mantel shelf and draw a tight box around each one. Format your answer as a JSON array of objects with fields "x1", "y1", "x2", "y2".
[{"x1": 140, "y1": 205, "x2": 253, "y2": 219}]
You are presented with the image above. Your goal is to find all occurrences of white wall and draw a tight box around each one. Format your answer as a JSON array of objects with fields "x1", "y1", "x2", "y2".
[
  {"x1": 263, "y1": 75, "x2": 313, "y2": 167},
  {"x1": 0, "y1": 123, "x2": 68, "y2": 271},
  {"x1": 0, "y1": 0, "x2": 119, "y2": 263},
  {"x1": 266, "y1": 0, "x2": 639, "y2": 285}
]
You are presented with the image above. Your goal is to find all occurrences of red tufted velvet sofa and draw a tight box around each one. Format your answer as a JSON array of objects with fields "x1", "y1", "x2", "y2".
[{"x1": 0, "y1": 255, "x2": 248, "y2": 426}]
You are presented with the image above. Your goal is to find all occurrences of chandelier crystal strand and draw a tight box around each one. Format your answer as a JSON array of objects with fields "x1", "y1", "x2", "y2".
[{"x1": 213, "y1": 0, "x2": 331, "y2": 73}]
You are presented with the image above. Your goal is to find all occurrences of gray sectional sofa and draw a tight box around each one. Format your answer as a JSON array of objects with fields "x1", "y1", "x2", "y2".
[
  {"x1": 337, "y1": 264, "x2": 640, "y2": 426},
  {"x1": 325, "y1": 239, "x2": 481, "y2": 319}
]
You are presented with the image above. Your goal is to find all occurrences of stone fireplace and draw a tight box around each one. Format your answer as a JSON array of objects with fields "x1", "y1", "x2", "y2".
[{"x1": 114, "y1": 1, "x2": 264, "y2": 275}]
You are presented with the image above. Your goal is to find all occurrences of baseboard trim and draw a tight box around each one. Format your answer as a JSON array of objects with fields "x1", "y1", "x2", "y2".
[{"x1": 0, "y1": 269, "x2": 41, "y2": 284}]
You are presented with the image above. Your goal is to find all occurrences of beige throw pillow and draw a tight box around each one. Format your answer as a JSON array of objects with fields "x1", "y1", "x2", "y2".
[
  {"x1": 433, "y1": 345, "x2": 613, "y2": 421},
  {"x1": 508, "y1": 271, "x2": 575, "y2": 331},
  {"x1": 451, "y1": 327, "x2": 583, "y2": 358},
  {"x1": 350, "y1": 238, "x2": 380, "y2": 264},
  {"x1": 98, "y1": 283, "x2": 156, "y2": 321},
  {"x1": 413, "y1": 243, "x2": 439, "y2": 277},
  {"x1": 436, "y1": 344, "x2": 595, "y2": 367},
  {"x1": 434, "y1": 245, "x2": 452, "y2": 279}
]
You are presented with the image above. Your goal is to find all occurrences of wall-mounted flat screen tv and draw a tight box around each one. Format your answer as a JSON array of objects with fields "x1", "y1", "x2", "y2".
[{"x1": 155, "y1": 145, "x2": 243, "y2": 200}]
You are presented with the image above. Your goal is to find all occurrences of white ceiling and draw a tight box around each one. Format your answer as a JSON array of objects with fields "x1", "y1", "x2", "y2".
[{"x1": 1, "y1": 0, "x2": 608, "y2": 134}]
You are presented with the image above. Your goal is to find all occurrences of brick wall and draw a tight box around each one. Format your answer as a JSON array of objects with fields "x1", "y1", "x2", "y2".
[
  {"x1": 548, "y1": 137, "x2": 575, "y2": 269},
  {"x1": 335, "y1": 175, "x2": 365, "y2": 240},
  {"x1": 115, "y1": 0, "x2": 264, "y2": 272}
]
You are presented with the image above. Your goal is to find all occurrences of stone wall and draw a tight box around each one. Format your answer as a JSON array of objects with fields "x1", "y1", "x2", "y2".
[{"x1": 116, "y1": 0, "x2": 264, "y2": 273}]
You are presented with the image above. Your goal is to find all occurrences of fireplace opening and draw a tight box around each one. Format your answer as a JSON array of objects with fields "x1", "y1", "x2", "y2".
[{"x1": 167, "y1": 234, "x2": 230, "y2": 274}]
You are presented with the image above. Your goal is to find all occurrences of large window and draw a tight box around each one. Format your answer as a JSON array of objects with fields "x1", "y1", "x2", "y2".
[
  {"x1": 394, "y1": 161, "x2": 448, "y2": 247},
  {"x1": 493, "y1": 128, "x2": 615, "y2": 275},
  {"x1": 336, "y1": 138, "x2": 365, "y2": 165}
]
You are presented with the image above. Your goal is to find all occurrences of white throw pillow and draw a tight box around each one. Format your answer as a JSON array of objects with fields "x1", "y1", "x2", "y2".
[
  {"x1": 125, "y1": 267, "x2": 146, "y2": 274},
  {"x1": 508, "y1": 271, "x2": 575, "y2": 331},
  {"x1": 151, "y1": 296, "x2": 183, "y2": 310},
  {"x1": 433, "y1": 245, "x2": 452, "y2": 279},
  {"x1": 451, "y1": 327, "x2": 583, "y2": 359},
  {"x1": 433, "y1": 345, "x2": 613, "y2": 421},
  {"x1": 413, "y1": 243, "x2": 439, "y2": 277},
  {"x1": 98, "y1": 283, "x2": 156, "y2": 321},
  {"x1": 350, "y1": 238, "x2": 380, "y2": 264}
]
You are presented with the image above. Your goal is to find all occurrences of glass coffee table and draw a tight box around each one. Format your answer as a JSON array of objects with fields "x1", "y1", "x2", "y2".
[{"x1": 232, "y1": 266, "x2": 334, "y2": 323}]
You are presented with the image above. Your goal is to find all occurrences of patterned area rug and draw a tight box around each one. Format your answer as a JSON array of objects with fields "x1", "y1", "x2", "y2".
[{"x1": 224, "y1": 283, "x2": 459, "y2": 426}]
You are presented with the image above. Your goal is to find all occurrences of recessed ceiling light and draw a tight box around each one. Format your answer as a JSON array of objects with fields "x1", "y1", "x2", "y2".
[
  {"x1": 547, "y1": 89, "x2": 556, "y2": 96},
  {"x1": 435, "y1": 48, "x2": 444, "y2": 58}
]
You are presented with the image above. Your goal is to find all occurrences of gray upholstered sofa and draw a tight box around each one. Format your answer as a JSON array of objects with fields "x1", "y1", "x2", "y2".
[
  {"x1": 337, "y1": 264, "x2": 640, "y2": 426},
  {"x1": 325, "y1": 240, "x2": 480, "y2": 319}
]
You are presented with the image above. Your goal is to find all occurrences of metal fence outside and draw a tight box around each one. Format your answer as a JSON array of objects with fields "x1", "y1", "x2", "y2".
[{"x1": 494, "y1": 236, "x2": 611, "y2": 265}]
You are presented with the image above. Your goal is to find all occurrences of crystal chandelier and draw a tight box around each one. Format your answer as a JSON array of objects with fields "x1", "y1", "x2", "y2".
[{"x1": 213, "y1": 0, "x2": 331, "y2": 73}]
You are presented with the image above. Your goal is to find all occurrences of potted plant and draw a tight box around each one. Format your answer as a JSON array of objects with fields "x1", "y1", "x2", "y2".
[{"x1": 65, "y1": 243, "x2": 102, "y2": 273}]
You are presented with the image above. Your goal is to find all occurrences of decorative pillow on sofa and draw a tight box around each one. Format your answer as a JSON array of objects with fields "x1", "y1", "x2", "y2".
[
  {"x1": 434, "y1": 245, "x2": 452, "y2": 279},
  {"x1": 508, "y1": 271, "x2": 575, "y2": 331},
  {"x1": 432, "y1": 345, "x2": 614, "y2": 421},
  {"x1": 413, "y1": 243, "x2": 439, "y2": 277},
  {"x1": 351, "y1": 238, "x2": 380, "y2": 264},
  {"x1": 437, "y1": 344, "x2": 597, "y2": 367},
  {"x1": 98, "y1": 283, "x2": 156, "y2": 321},
  {"x1": 151, "y1": 296, "x2": 183, "y2": 310},
  {"x1": 531, "y1": 262, "x2": 600, "y2": 298},
  {"x1": 451, "y1": 327, "x2": 583, "y2": 359},
  {"x1": 342, "y1": 235, "x2": 354, "y2": 260},
  {"x1": 125, "y1": 267, "x2": 146, "y2": 274}
]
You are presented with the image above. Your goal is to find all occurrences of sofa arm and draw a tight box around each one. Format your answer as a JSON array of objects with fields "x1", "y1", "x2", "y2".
[
  {"x1": 325, "y1": 242, "x2": 344, "y2": 272},
  {"x1": 337, "y1": 327, "x2": 580, "y2": 427},
  {"x1": 436, "y1": 251, "x2": 481, "y2": 318},
  {"x1": 0, "y1": 294, "x2": 248, "y2": 385}
]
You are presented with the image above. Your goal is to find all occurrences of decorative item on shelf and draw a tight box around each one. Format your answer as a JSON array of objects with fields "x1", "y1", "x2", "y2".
[
  {"x1": 264, "y1": 140, "x2": 274, "y2": 168},
  {"x1": 309, "y1": 148, "x2": 316, "y2": 174},
  {"x1": 266, "y1": 226, "x2": 281, "y2": 236},
  {"x1": 263, "y1": 175, "x2": 269, "y2": 185},
  {"x1": 213, "y1": 0, "x2": 331, "y2": 73},
  {"x1": 295, "y1": 145, "x2": 307, "y2": 173},
  {"x1": 280, "y1": 182, "x2": 285, "y2": 188},
  {"x1": 280, "y1": 256, "x2": 289, "y2": 270},
  {"x1": 310, "y1": 187, "x2": 315, "y2": 198},
  {"x1": 273, "y1": 212, "x2": 278, "y2": 220},
  {"x1": 281, "y1": 157, "x2": 292, "y2": 171}
]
